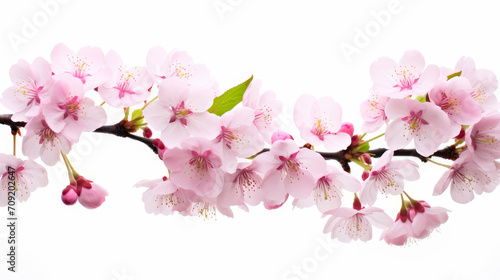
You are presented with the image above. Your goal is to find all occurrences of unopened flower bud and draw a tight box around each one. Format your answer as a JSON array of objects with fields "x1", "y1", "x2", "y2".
[
  {"x1": 362, "y1": 171, "x2": 370, "y2": 181},
  {"x1": 361, "y1": 153, "x2": 372, "y2": 165},
  {"x1": 271, "y1": 131, "x2": 294, "y2": 144},
  {"x1": 61, "y1": 186, "x2": 78, "y2": 205},
  {"x1": 152, "y1": 138, "x2": 168, "y2": 159},
  {"x1": 143, "y1": 126, "x2": 153, "y2": 138},
  {"x1": 353, "y1": 196, "x2": 362, "y2": 211},
  {"x1": 350, "y1": 135, "x2": 359, "y2": 146},
  {"x1": 78, "y1": 182, "x2": 108, "y2": 209},
  {"x1": 339, "y1": 122, "x2": 354, "y2": 137},
  {"x1": 454, "y1": 128, "x2": 466, "y2": 140}
]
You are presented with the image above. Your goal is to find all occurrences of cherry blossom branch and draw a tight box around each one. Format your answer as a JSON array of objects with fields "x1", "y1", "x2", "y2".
[
  {"x1": 0, "y1": 114, "x2": 158, "y2": 154},
  {"x1": 0, "y1": 114, "x2": 458, "y2": 164},
  {"x1": 93, "y1": 123, "x2": 158, "y2": 154},
  {"x1": 0, "y1": 114, "x2": 26, "y2": 130}
]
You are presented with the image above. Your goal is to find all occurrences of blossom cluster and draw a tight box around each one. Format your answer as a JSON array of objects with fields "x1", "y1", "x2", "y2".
[{"x1": 1, "y1": 45, "x2": 499, "y2": 246}]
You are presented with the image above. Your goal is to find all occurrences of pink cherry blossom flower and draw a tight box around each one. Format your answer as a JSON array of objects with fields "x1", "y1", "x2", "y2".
[
  {"x1": 143, "y1": 78, "x2": 220, "y2": 148},
  {"x1": 242, "y1": 79, "x2": 282, "y2": 143},
  {"x1": 184, "y1": 198, "x2": 235, "y2": 219},
  {"x1": 360, "y1": 92, "x2": 390, "y2": 133},
  {"x1": 1, "y1": 57, "x2": 53, "y2": 122},
  {"x1": 212, "y1": 107, "x2": 264, "y2": 172},
  {"x1": 271, "y1": 131, "x2": 294, "y2": 144},
  {"x1": 323, "y1": 206, "x2": 393, "y2": 243},
  {"x1": 294, "y1": 94, "x2": 351, "y2": 151},
  {"x1": 22, "y1": 114, "x2": 74, "y2": 166},
  {"x1": 293, "y1": 166, "x2": 361, "y2": 213},
  {"x1": 370, "y1": 50, "x2": 440, "y2": 98},
  {"x1": 410, "y1": 200, "x2": 449, "y2": 238},
  {"x1": 42, "y1": 76, "x2": 107, "y2": 140},
  {"x1": 134, "y1": 177, "x2": 192, "y2": 215},
  {"x1": 163, "y1": 137, "x2": 224, "y2": 197},
  {"x1": 455, "y1": 56, "x2": 499, "y2": 112},
  {"x1": 433, "y1": 151, "x2": 488, "y2": 203},
  {"x1": 428, "y1": 77, "x2": 482, "y2": 134},
  {"x1": 385, "y1": 98, "x2": 453, "y2": 157},
  {"x1": 382, "y1": 200, "x2": 449, "y2": 245},
  {"x1": 263, "y1": 194, "x2": 289, "y2": 210},
  {"x1": 381, "y1": 218, "x2": 415, "y2": 246},
  {"x1": 73, "y1": 176, "x2": 108, "y2": 209},
  {"x1": 360, "y1": 150, "x2": 419, "y2": 206},
  {"x1": 254, "y1": 139, "x2": 327, "y2": 202},
  {"x1": 484, "y1": 161, "x2": 500, "y2": 193},
  {"x1": 98, "y1": 50, "x2": 153, "y2": 108},
  {"x1": 218, "y1": 162, "x2": 264, "y2": 208},
  {"x1": 0, "y1": 154, "x2": 48, "y2": 206},
  {"x1": 465, "y1": 113, "x2": 500, "y2": 169},
  {"x1": 50, "y1": 43, "x2": 109, "y2": 91},
  {"x1": 146, "y1": 46, "x2": 217, "y2": 91}
]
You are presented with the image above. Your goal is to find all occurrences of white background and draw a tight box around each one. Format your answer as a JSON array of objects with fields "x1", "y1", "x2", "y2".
[{"x1": 1, "y1": 0, "x2": 500, "y2": 279}]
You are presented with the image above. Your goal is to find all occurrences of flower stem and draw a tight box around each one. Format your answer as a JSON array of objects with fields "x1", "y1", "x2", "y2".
[
  {"x1": 13, "y1": 134, "x2": 16, "y2": 156},
  {"x1": 349, "y1": 158, "x2": 372, "y2": 171},
  {"x1": 142, "y1": 96, "x2": 159, "y2": 110},
  {"x1": 61, "y1": 152, "x2": 80, "y2": 179},
  {"x1": 363, "y1": 133, "x2": 385, "y2": 144},
  {"x1": 426, "y1": 158, "x2": 451, "y2": 169},
  {"x1": 447, "y1": 71, "x2": 462, "y2": 80},
  {"x1": 61, "y1": 151, "x2": 76, "y2": 183}
]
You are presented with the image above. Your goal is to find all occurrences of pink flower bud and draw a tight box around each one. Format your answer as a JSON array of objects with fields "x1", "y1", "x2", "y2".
[
  {"x1": 143, "y1": 126, "x2": 153, "y2": 138},
  {"x1": 61, "y1": 186, "x2": 78, "y2": 205},
  {"x1": 78, "y1": 183, "x2": 108, "y2": 209},
  {"x1": 361, "y1": 171, "x2": 370, "y2": 181},
  {"x1": 353, "y1": 197, "x2": 363, "y2": 211},
  {"x1": 361, "y1": 153, "x2": 372, "y2": 165},
  {"x1": 350, "y1": 135, "x2": 359, "y2": 146},
  {"x1": 152, "y1": 138, "x2": 167, "y2": 160},
  {"x1": 264, "y1": 194, "x2": 289, "y2": 210},
  {"x1": 271, "y1": 131, "x2": 294, "y2": 144},
  {"x1": 454, "y1": 128, "x2": 465, "y2": 140},
  {"x1": 339, "y1": 122, "x2": 354, "y2": 137}
]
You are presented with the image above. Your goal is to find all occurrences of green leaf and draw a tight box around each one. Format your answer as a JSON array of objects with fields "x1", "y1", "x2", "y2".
[
  {"x1": 208, "y1": 76, "x2": 253, "y2": 116},
  {"x1": 358, "y1": 142, "x2": 370, "y2": 153},
  {"x1": 131, "y1": 109, "x2": 143, "y2": 121},
  {"x1": 415, "y1": 94, "x2": 427, "y2": 103}
]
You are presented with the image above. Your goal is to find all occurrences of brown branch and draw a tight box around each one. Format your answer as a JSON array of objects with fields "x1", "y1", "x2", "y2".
[
  {"x1": 1, "y1": 114, "x2": 459, "y2": 163},
  {"x1": 1, "y1": 114, "x2": 158, "y2": 154}
]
